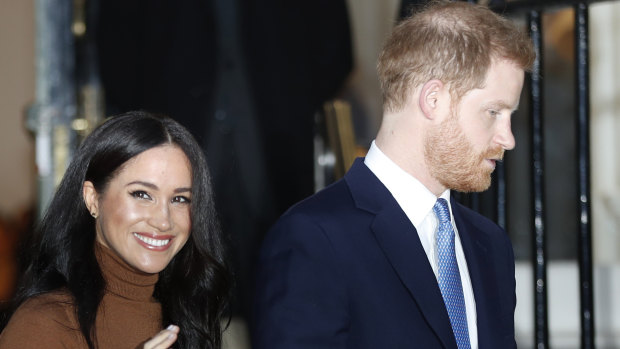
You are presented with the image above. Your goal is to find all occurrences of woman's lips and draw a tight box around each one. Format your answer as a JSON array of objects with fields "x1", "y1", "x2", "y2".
[{"x1": 133, "y1": 232, "x2": 174, "y2": 251}]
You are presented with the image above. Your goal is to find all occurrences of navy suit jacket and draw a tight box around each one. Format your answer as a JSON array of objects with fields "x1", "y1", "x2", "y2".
[{"x1": 252, "y1": 158, "x2": 517, "y2": 348}]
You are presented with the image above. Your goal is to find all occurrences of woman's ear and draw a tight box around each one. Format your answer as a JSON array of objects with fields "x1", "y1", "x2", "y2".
[
  {"x1": 418, "y1": 79, "x2": 444, "y2": 119},
  {"x1": 82, "y1": 181, "x2": 99, "y2": 218}
]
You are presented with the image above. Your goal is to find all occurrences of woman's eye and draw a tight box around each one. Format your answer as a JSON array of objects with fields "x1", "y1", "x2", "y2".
[
  {"x1": 488, "y1": 109, "x2": 499, "y2": 118},
  {"x1": 131, "y1": 190, "x2": 152, "y2": 200},
  {"x1": 172, "y1": 196, "x2": 191, "y2": 204}
]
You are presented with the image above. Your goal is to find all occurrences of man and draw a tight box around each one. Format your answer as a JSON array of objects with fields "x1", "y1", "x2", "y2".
[{"x1": 252, "y1": 1, "x2": 535, "y2": 348}]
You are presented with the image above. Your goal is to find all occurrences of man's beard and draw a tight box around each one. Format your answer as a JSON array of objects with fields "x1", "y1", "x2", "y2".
[{"x1": 424, "y1": 115, "x2": 504, "y2": 193}]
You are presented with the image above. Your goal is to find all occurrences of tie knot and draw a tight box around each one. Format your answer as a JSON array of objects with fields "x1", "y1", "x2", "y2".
[{"x1": 433, "y1": 198, "x2": 451, "y2": 224}]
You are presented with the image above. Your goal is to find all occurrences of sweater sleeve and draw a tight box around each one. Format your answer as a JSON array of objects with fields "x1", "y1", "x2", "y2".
[{"x1": 0, "y1": 292, "x2": 86, "y2": 348}]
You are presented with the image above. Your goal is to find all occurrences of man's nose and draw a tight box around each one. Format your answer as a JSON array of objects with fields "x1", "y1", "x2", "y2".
[{"x1": 494, "y1": 118, "x2": 515, "y2": 150}]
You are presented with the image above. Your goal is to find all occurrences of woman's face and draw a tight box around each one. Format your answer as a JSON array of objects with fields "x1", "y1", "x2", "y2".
[{"x1": 83, "y1": 145, "x2": 192, "y2": 274}]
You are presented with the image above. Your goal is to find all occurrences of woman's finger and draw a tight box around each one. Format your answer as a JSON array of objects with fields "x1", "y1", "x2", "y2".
[{"x1": 142, "y1": 325, "x2": 179, "y2": 349}]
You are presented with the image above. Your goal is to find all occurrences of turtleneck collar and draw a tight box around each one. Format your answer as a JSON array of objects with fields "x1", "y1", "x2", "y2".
[{"x1": 95, "y1": 244, "x2": 159, "y2": 302}]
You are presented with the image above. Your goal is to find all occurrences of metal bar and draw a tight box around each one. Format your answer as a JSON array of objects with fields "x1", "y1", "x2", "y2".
[
  {"x1": 490, "y1": 0, "x2": 610, "y2": 14},
  {"x1": 74, "y1": 0, "x2": 105, "y2": 136},
  {"x1": 28, "y1": 0, "x2": 77, "y2": 218},
  {"x1": 528, "y1": 10, "x2": 549, "y2": 349},
  {"x1": 574, "y1": 3, "x2": 595, "y2": 348}
]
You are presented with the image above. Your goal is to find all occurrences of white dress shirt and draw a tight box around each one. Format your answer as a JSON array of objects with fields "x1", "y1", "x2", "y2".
[{"x1": 364, "y1": 141, "x2": 478, "y2": 348}]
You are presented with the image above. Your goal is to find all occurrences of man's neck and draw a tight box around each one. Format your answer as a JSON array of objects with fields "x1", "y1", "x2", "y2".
[{"x1": 374, "y1": 134, "x2": 446, "y2": 197}]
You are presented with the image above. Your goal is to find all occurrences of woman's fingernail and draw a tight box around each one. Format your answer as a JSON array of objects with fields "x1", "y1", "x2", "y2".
[{"x1": 167, "y1": 324, "x2": 175, "y2": 330}]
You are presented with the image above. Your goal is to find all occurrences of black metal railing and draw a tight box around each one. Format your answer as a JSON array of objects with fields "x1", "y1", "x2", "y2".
[
  {"x1": 574, "y1": 3, "x2": 595, "y2": 348},
  {"x1": 487, "y1": 1, "x2": 601, "y2": 347},
  {"x1": 527, "y1": 9, "x2": 550, "y2": 348}
]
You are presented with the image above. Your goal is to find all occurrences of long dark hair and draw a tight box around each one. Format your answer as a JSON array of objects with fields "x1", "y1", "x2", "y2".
[{"x1": 2, "y1": 111, "x2": 231, "y2": 348}]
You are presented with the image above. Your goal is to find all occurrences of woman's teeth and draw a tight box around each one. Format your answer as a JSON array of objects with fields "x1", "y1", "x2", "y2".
[{"x1": 133, "y1": 233, "x2": 170, "y2": 247}]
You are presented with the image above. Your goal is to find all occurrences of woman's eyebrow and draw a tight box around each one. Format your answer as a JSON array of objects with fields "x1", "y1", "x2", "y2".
[{"x1": 127, "y1": 181, "x2": 191, "y2": 193}]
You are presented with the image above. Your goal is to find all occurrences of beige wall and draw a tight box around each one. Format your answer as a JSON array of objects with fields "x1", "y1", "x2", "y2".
[
  {"x1": 343, "y1": 0, "x2": 400, "y2": 144},
  {"x1": 0, "y1": 0, "x2": 36, "y2": 218}
]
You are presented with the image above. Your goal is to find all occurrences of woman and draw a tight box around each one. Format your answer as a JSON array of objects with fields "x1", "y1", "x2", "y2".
[{"x1": 0, "y1": 111, "x2": 231, "y2": 348}]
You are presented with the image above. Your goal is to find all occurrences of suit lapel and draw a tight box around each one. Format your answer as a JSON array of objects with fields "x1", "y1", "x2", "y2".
[
  {"x1": 345, "y1": 159, "x2": 457, "y2": 349},
  {"x1": 372, "y1": 210, "x2": 457, "y2": 348}
]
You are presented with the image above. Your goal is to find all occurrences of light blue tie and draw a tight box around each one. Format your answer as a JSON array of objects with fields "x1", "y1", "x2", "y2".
[{"x1": 433, "y1": 198, "x2": 471, "y2": 349}]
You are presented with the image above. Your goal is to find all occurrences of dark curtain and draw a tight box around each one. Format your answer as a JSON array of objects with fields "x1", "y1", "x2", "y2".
[{"x1": 95, "y1": 0, "x2": 353, "y2": 319}]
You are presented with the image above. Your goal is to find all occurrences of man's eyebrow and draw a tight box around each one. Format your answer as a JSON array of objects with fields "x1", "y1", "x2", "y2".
[{"x1": 485, "y1": 101, "x2": 519, "y2": 111}]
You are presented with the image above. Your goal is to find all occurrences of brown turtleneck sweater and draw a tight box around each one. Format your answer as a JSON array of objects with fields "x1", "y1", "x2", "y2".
[{"x1": 0, "y1": 245, "x2": 163, "y2": 348}]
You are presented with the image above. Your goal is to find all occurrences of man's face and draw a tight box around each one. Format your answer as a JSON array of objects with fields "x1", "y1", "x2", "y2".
[{"x1": 424, "y1": 59, "x2": 525, "y2": 193}]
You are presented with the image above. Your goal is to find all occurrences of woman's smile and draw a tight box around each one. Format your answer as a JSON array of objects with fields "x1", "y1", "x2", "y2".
[{"x1": 133, "y1": 232, "x2": 174, "y2": 250}]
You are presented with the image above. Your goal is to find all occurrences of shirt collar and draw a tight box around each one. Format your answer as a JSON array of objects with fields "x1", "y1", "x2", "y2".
[{"x1": 364, "y1": 140, "x2": 451, "y2": 227}]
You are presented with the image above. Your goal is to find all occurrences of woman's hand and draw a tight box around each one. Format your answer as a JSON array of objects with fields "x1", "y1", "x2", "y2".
[{"x1": 142, "y1": 325, "x2": 180, "y2": 349}]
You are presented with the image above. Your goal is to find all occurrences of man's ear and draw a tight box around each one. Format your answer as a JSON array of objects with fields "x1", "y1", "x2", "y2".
[
  {"x1": 418, "y1": 79, "x2": 444, "y2": 119},
  {"x1": 82, "y1": 181, "x2": 99, "y2": 218}
]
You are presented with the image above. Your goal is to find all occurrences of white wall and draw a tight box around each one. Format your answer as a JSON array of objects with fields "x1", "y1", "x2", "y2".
[
  {"x1": 516, "y1": 262, "x2": 620, "y2": 348},
  {"x1": 591, "y1": 1, "x2": 620, "y2": 266}
]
